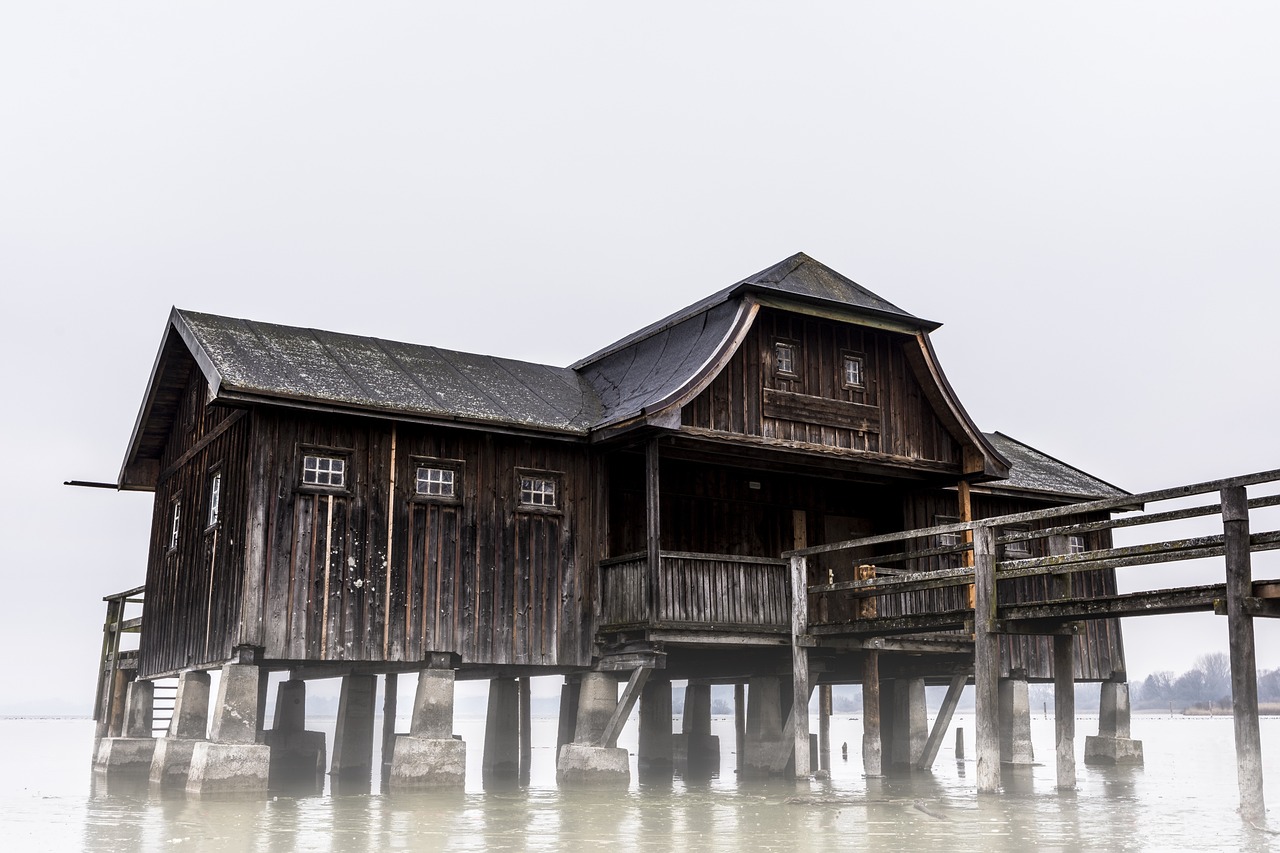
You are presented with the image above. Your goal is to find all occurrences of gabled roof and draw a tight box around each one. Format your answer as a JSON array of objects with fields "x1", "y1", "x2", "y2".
[
  {"x1": 118, "y1": 254, "x2": 1117, "y2": 500},
  {"x1": 983, "y1": 432, "x2": 1129, "y2": 501}
]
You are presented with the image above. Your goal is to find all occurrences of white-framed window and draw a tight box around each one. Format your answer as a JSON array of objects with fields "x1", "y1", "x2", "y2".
[
  {"x1": 774, "y1": 341, "x2": 797, "y2": 377},
  {"x1": 207, "y1": 472, "x2": 222, "y2": 527},
  {"x1": 1067, "y1": 534, "x2": 1087, "y2": 554},
  {"x1": 416, "y1": 465, "x2": 456, "y2": 498},
  {"x1": 169, "y1": 500, "x2": 182, "y2": 552},
  {"x1": 842, "y1": 353, "x2": 865, "y2": 389},
  {"x1": 519, "y1": 474, "x2": 558, "y2": 509},
  {"x1": 935, "y1": 514, "x2": 961, "y2": 548},
  {"x1": 1004, "y1": 525, "x2": 1032, "y2": 558},
  {"x1": 302, "y1": 454, "x2": 346, "y2": 488}
]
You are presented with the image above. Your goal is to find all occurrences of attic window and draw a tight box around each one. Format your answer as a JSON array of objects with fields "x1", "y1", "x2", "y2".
[
  {"x1": 519, "y1": 472, "x2": 559, "y2": 510},
  {"x1": 774, "y1": 341, "x2": 798, "y2": 377},
  {"x1": 302, "y1": 454, "x2": 346, "y2": 488},
  {"x1": 842, "y1": 353, "x2": 865, "y2": 389}
]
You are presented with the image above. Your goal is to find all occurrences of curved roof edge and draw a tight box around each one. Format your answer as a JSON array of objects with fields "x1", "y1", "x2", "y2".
[{"x1": 572, "y1": 252, "x2": 939, "y2": 369}]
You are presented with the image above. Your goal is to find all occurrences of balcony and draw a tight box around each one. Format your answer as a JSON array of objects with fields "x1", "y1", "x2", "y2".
[{"x1": 599, "y1": 551, "x2": 790, "y2": 634}]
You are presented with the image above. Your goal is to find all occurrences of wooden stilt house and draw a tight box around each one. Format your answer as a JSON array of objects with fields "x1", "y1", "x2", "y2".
[{"x1": 112, "y1": 252, "x2": 1130, "y2": 690}]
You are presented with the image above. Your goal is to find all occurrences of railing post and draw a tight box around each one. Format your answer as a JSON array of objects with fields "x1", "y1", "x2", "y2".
[
  {"x1": 1222, "y1": 485, "x2": 1265, "y2": 823},
  {"x1": 973, "y1": 524, "x2": 1001, "y2": 794},
  {"x1": 790, "y1": 554, "x2": 811, "y2": 778}
]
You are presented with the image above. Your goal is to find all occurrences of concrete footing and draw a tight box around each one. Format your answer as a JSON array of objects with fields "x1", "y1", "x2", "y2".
[
  {"x1": 94, "y1": 679, "x2": 156, "y2": 776},
  {"x1": 889, "y1": 677, "x2": 928, "y2": 769},
  {"x1": 150, "y1": 671, "x2": 211, "y2": 788},
  {"x1": 483, "y1": 678, "x2": 521, "y2": 783},
  {"x1": 186, "y1": 663, "x2": 270, "y2": 795},
  {"x1": 391, "y1": 668, "x2": 466, "y2": 789},
  {"x1": 1084, "y1": 681, "x2": 1144, "y2": 766},
  {"x1": 638, "y1": 678, "x2": 674, "y2": 780},
  {"x1": 556, "y1": 672, "x2": 629, "y2": 785}
]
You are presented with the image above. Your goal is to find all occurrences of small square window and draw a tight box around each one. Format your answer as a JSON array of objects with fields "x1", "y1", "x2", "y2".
[
  {"x1": 1067, "y1": 534, "x2": 1086, "y2": 555},
  {"x1": 842, "y1": 353, "x2": 865, "y2": 389},
  {"x1": 169, "y1": 500, "x2": 182, "y2": 552},
  {"x1": 935, "y1": 515, "x2": 961, "y2": 548},
  {"x1": 302, "y1": 454, "x2": 346, "y2": 488},
  {"x1": 1004, "y1": 525, "x2": 1032, "y2": 558},
  {"x1": 416, "y1": 466, "x2": 456, "y2": 498},
  {"x1": 207, "y1": 472, "x2": 222, "y2": 527},
  {"x1": 774, "y1": 341, "x2": 797, "y2": 377},
  {"x1": 519, "y1": 475, "x2": 558, "y2": 509}
]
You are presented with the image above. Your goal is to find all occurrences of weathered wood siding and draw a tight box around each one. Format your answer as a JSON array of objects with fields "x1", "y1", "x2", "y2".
[
  {"x1": 681, "y1": 308, "x2": 961, "y2": 465},
  {"x1": 243, "y1": 411, "x2": 595, "y2": 669},
  {"x1": 139, "y1": 366, "x2": 252, "y2": 678}
]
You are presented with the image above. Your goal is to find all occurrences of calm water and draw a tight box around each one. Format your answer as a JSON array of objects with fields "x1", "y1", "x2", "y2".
[{"x1": 3, "y1": 713, "x2": 1278, "y2": 852}]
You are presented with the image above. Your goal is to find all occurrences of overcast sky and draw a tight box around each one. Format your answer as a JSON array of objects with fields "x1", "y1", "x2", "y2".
[{"x1": 2, "y1": 3, "x2": 1278, "y2": 714}]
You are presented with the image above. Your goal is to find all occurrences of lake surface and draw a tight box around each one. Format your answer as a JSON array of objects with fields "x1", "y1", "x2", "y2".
[{"x1": 2, "y1": 713, "x2": 1277, "y2": 852}]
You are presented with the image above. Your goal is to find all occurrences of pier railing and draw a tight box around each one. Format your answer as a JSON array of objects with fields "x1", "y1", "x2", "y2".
[
  {"x1": 599, "y1": 551, "x2": 790, "y2": 633},
  {"x1": 94, "y1": 585, "x2": 145, "y2": 739},
  {"x1": 783, "y1": 467, "x2": 1280, "y2": 818}
]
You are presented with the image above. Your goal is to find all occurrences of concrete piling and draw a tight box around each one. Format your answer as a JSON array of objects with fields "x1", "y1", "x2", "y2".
[
  {"x1": 1085, "y1": 680, "x2": 1143, "y2": 766},
  {"x1": 638, "y1": 677, "x2": 674, "y2": 780},
  {"x1": 742, "y1": 676, "x2": 783, "y2": 776},
  {"x1": 998, "y1": 675, "x2": 1034, "y2": 765},
  {"x1": 330, "y1": 674, "x2": 377, "y2": 793},
  {"x1": 264, "y1": 679, "x2": 326, "y2": 792},
  {"x1": 390, "y1": 667, "x2": 466, "y2": 789},
  {"x1": 556, "y1": 672, "x2": 629, "y2": 785},
  {"x1": 94, "y1": 679, "x2": 156, "y2": 777},
  {"x1": 482, "y1": 678, "x2": 521, "y2": 784},
  {"x1": 186, "y1": 663, "x2": 271, "y2": 795}
]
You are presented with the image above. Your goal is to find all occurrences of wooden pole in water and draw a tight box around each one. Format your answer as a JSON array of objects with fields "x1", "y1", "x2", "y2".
[
  {"x1": 863, "y1": 651, "x2": 882, "y2": 777},
  {"x1": 1222, "y1": 485, "x2": 1265, "y2": 823},
  {"x1": 973, "y1": 524, "x2": 1001, "y2": 794},
  {"x1": 818, "y1": 684, "x2": 832, "y2": 772},
  {"x1": 1048, "y1": 534, "x2": 1076, "y2": 791},
  {"x1": 735, "y1": 683, "x2": 746, "y2": 773}
]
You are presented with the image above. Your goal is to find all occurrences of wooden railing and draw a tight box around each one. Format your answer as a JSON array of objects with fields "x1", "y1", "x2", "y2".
[
  {"x1": 599, "y1": 551, "x2": 790, "y2": 632},
  {"x1": 95, "y1": 585, "x2": 145, "y2": 738},
  {"x1": 782, "y1": 467, "x2": 1280, "y2": 813}
]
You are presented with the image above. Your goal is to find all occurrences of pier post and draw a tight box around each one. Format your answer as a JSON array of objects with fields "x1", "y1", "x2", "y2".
[
  {"x1": 381, "y1": 673, "x2": 398, "y2": 785},
  {"x1": 390, "y1": 666, "x2": 466, "y2": 789},
  {"x1": 1084, "y1": 678, "x2": 1143, "y2": 765},
  {"x1": 519, "y1": 677, "x2": 532, "y2": 782},
  {"x1": 263, "y1": 679, "x2": 326, "y2": 792},
  {"x1": 482, "y1": 678, "x2": 521, "y2": 784},
  {"x1": 735, "y1": 682, "x2": 746, "y2": 773},
  {"x1": 186, "y1": 662, "x2": 270, "y2": 794},
  {"x1": 556, "y1": 672, "x2": 629, "y2": 785},
  {"x1": 973, "y1": 524, "x2": 1002, "y2": 793},
  {"x1": 862, "y1": 652, "x2": 882, "y2": 777},
  {"x1": 743, "y1": 676, "x2": 785, "y2": 776},
  {"x1": 679, "y1": 679, "x2": 720, "y2": 775},
  {"x1": 149, "y1": 670, "x2": 210, "y2": 788},
  {"x1": 1222, "y1": 485, "x2": 1265, "y2": 823},
  {"x1": 638, "y1": 677, "x2": 674, "y2": 780},
  {"x1": 998, "y1": 674, "x2": 1034, "y2": 765},
  {"x1": 557, "y1": 676, "x2": 581, "y2": 751},
  {"x1": 1048, "y1": 533, "x2": 1076, "y2": 790},
  {"x1": 330, "y1": 674, "x2": 377, "y2": 792},
  {"x1": 94, "y1": 679, "x2": 156, "y2": 776},
  {"x1": 890, "y1": 677, "x2": 927, "y2": 769},
  {"x1": 818, "y1": 684, "x2": 831, "y2": 773}
]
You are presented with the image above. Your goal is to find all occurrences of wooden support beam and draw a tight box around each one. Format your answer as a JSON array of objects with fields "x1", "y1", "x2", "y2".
[
  {"x1": 735, "y1": 683, "x2": 746, "y2": 774},
  {"x1": 973, "y1": 524, "x2": 1001, "y2": 794},
  {"x1": 645, "y1": 439, "x2": 661, "y2": 624},
  {"x1": 818, "y1": 684, "x2": 832, "y2": 773},
  {"x1": 1222, "y1": 486, "x2": 1265, "y2": 823},
  {"x1": 519, "y1": 676, "x2": 532, "y2": 779},
  {"x1": 597, "y1": 666, "x2": 652, "y2": 749},
  {"x1": 916, "y1": 672, "x2": 967, "y2": 771},
  {"x1": 790, "y1": 553, "x2": 811, "y2": 779}
]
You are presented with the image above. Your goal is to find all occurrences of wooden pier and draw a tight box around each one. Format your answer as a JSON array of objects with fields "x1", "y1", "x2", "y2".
[{"x1": 786, "y1": 468, "x2": 1280, "y2": 821}]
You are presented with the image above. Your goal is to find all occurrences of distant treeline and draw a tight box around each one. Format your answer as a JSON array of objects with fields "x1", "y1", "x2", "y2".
[{"x1": 1133, "y1": 653, "x2": 1280, "y2": 711}]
